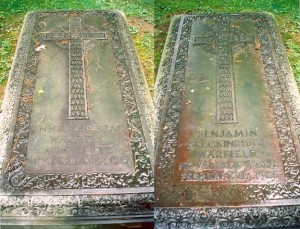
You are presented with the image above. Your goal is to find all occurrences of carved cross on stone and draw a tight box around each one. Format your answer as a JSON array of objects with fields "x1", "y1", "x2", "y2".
[
  {"x1": 193, "y1": 20, "x2": 253, "y2": 123},
  {"x1": 44, "y1": 17, "x2": 108, "y2": 120}
]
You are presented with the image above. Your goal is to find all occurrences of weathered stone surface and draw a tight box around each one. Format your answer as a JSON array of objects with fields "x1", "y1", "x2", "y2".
[
  {"x1": 154, "y1": 13, "x2": 300, "y2": 228},
  {"x1": 0, "y1": 10, "x2": 154, "y2": 224}
]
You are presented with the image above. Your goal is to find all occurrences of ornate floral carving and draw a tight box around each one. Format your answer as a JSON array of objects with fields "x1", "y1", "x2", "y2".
[
  {"x1": 155, "y1": 206, "x2": 300, "y2": 228},
  {"x1": 1, "y1": 193, "x2": 153, "y2": 220},
  {"x1": 155, "y1": 13, "x2": 300, "y2": 228},
  {"x1": 0, "y1": 10, "x2": 154, "y2": 223},
  {"x1": 1, "y1": 11, "x2": 153, "y2": 190}
]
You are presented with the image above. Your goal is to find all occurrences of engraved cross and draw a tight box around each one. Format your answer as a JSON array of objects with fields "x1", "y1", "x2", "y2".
[
  {"x1": 193, "y1": 20, "x2": 253, "y2": 123},
  {"x1": 44, "y1": 17, "x2": 108, "y2": 120}
]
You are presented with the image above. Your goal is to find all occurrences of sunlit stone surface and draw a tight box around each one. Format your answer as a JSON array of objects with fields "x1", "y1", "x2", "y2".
[
  {"x1": 154, "y1": 13, "x2": 300, "y2": 229},
  {"x1": 0, "y1": 10, "x2": 154, "y2": 225}
]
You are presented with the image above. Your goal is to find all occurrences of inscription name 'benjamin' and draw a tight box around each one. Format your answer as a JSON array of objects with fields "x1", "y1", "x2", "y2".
[
  {"x1": 155, "y1": 14, "x2": 300, "y2": 226},
  {"x1": 179, "y1": 127, "x2": 281, "y2": 183},
  {"x1": 196, "y1": 129, "x2": 257, "y2": 138},
  {"x1": 168, "y1": 16, "x2": 286, "y2": 184}
]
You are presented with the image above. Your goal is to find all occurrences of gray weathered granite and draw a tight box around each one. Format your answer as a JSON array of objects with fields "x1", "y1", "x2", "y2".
[
  {"x1": 0, "y1": 10, "x2": 154, "y2": 224},
  {"x1": 154, "y1": 13, "x2": 300, "y2": 228}
]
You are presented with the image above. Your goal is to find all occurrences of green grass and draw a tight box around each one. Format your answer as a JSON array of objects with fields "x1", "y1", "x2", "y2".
[
  {"x1": 0, "y1": 10, "x2": 22, "y2": 93},
  {"x1": 0, "y1": 0, "x2": 154, "y2": 103},
  {"x1": 154, "y1": 0, "x2": 300, "y2": 89},
  {"x1": 0, "y1": 0, "x2": 153, "y2": 18},
  {"x1": 0, "y1": 0, "x2": 299, "y2": 101},
  {"x1": 0, "y1": 39, "x2": 12, "y2": 84}
]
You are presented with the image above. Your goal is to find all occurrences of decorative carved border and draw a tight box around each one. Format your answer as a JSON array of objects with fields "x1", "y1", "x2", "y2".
[
  {"x1": 155, "y1": 206, "x2": 300, "y2": 228},
  {"x1": 0, "y1": 11, "x2": 36, "y2": 186},
  {"x1": 154, "y1": 16, "x2": 181, "y2": 150},
  {"x1": 116, "y1": 11, "x2": 155, "y2": 165},
  {"x1": 0, "y1": 193, "x2": 154, "y2": 222},
  {"x1": 0, "y1": 10, "x2": 154, "y2": 222},
  {"x1": 1, "y1": 10, "x2": 153, "y2": 190},
  {"x1": 155, "y1": 13, "x2": 300, "y2": 228}
]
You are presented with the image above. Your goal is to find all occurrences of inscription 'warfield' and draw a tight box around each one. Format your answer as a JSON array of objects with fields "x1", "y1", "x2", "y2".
[
  {"x1": 155, "y1": 14, "x2": 300, "y2": 226},
  {"x1": 155, "y1": 15, "x2": 286, "y2": 188},
  {"x1": 0, "y1": 11, "x2": 154, "y2": 222}
]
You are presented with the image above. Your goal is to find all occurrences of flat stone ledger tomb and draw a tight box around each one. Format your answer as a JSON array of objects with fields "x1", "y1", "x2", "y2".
[
  {"x1": 0, "y1": 10, "x2": 154, "y2": 224},
  {"x1": 154, "y1": 13, "x2": 300, "y2": 228}
]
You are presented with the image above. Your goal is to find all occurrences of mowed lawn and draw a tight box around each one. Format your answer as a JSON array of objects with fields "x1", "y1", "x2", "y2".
[
  {"x1": 0, "y1": 0, "x2": 154, "y2": 104},
  {"x1": 155, "y1": 0, "x2": 300, "y2": 89},
  {"x1": 0, "y1": 0, "x2": 299, "y2": 106}
]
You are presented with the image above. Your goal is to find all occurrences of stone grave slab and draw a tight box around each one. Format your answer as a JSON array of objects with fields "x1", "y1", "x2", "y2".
[
  {"x1": 0, "y1": 10, "x2": 154, "y2": 224},
  {"x1": 154, "y1": 13, "x2": 300, "y2": 228}
]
